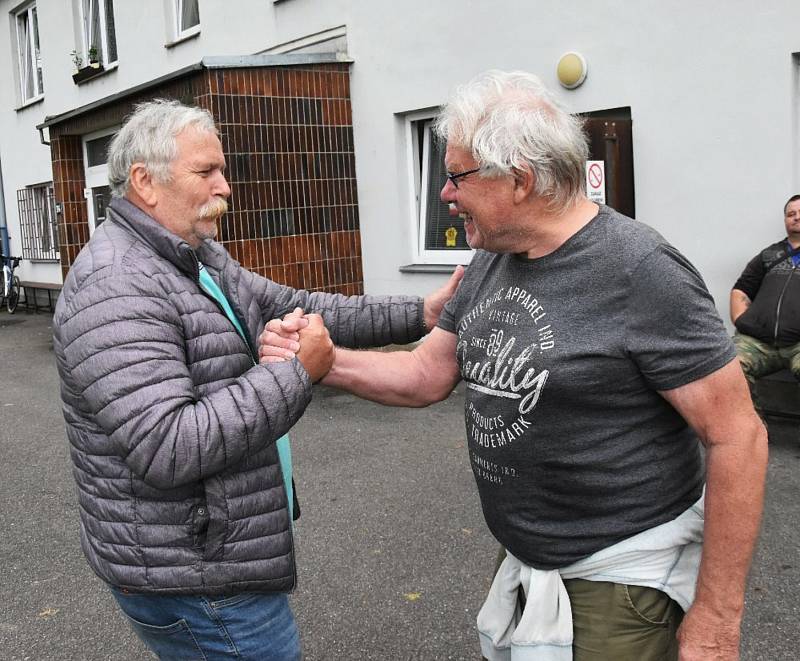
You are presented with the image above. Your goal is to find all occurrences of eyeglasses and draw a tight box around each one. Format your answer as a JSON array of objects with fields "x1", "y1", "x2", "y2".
[{"x1": 446, "y1": 166, "x2": 482, "y2": 189}]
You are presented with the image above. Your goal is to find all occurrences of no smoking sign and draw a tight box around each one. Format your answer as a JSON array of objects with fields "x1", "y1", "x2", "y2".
[{"x1": 585, "y1": 160, "x2": 606, "y2": 204}]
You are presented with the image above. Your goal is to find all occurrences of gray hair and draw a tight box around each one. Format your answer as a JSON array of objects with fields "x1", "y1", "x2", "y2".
[
  {"x1": 434, "y1": 70, "x2": 588, "y2": 213},
  {"x1": 107, "y1": 99, "x2": 218, "y2": 198}
]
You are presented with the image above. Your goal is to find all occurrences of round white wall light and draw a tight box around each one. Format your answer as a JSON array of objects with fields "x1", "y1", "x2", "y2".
[{"x1": 557, "y1": 52, "x2": 588, "y2": 89}]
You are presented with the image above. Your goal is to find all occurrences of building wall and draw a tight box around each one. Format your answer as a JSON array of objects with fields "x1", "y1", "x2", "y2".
[
  {"x1": 268, "y1": 1, "x2": 800, "y2": 324},
  {"x1": 49, "y1": 63, "x2": 362, "y2": 293},
  {"x1": 2, "y1": 1, "x2": 800, "y2": 326},
  {"x1": 0, "y1": 0, "x2": 283, "y2": 286}
]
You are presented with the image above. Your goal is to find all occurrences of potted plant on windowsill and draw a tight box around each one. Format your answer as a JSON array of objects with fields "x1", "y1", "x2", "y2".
[
  {"x1": 71, "y1": 45, "x2": 105, "y2": 84},
  {"x1": 70, "y1": 49, "x2": 83, "y2": 75},
  {"x1": 88, "y1": 45, "x2": 101, "y2": 69}
]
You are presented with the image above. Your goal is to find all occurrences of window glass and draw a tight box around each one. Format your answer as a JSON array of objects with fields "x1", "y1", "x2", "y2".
[
  {"x1": 178, "y1": 0, "x2": 200, "y2": 34},
  {"x1": 81, "y1": 0, "x2": 117, "y2": 66},
  {"x1": 408, "y1": 115, "x2": 473, "y2": 265},
  {"x1": 91, "y1": 186, "x2": 111, "y2": 228},
  {"x1": 422, "y1": 122, "x2": 469, "y2": 251},
  {"x1": 15, "y1": 4, "x2": 44, "y2": 101},
  {"x1": 85, "y1": 134, "x2": 114, "y2": 167},
  {"x1": 104, "y1": 0, "x2": 117, "y2": 62}
]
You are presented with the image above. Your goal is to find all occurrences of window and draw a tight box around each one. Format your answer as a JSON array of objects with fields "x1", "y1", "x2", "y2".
[
  {"x1": 175, "y1": 0, "x2": 200, "y2": 37},
  {"x1": 14, "y1": 3, "x2": 44, "y2": 103},
  {"x1": 405, "y1": 112, "x2": 472, "y2": 265},
  {"x1": 80, "y1": 0, "x2": 117, "y2": 66},
  {"x1": 17, "y1": 183, "x2": 59, "y2": 261}
]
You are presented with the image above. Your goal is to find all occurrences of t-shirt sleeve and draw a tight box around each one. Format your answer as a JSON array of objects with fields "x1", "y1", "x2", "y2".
[
  {"x1": 438, "y1": 295, "x2": 459, "y2": 334},
  {"x1": 625, "y1": 244, "x2": 736, "y2": 391},
  {"x1": 437, "y1": 256, "x2": 484, "y2": 334},
  {"x1": 732, "y1": 252, "x2": 765, "y2": 300}
]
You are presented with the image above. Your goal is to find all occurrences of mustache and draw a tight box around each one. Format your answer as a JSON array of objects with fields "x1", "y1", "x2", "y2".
[{"x1": 198, "y1": 197, "x2": 229, "y2": 219}]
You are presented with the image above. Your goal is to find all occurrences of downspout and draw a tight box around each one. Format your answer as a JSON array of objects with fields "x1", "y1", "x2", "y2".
[{"x1": 0, "y1": 155, "x2": 11, "y2": 258}]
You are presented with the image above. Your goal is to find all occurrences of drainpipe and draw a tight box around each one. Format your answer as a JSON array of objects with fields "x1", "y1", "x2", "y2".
[{"x1": 0, "y1": 155, "x2": 11, "y2": 259}]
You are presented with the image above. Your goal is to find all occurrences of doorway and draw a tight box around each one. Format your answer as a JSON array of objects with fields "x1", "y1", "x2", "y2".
[
  {"x1": 82, "y1": 128, "x2": 117, "y2": 234},
  {"x1": 583, "y1": 108, "x2": 635, "y2": 218}
]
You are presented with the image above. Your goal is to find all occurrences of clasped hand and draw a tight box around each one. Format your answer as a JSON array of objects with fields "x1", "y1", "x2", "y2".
[{"x1": 257, "y1": 308, "x2": 334, "y2": 383}]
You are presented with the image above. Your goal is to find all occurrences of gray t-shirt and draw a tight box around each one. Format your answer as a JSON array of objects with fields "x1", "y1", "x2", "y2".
[{"x1": 438, "y1": 205, "x2": 735, "y2": 569}]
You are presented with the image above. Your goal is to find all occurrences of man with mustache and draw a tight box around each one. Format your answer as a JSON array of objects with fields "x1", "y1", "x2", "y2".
[
  {"x1": 261, "y1": 71, "x2": 767, "y2": 660},
  {"x1": 52, "y1": 99, "x2": 460, "y2": 660}
]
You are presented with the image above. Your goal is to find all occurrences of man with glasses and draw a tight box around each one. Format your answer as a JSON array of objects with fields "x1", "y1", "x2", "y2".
[
  {"x1": 261, "y1": 70, "x2": 766, "y2": 660},
  {"x1": 731, "y1": 194, "x2": 800, "y2": 412}
]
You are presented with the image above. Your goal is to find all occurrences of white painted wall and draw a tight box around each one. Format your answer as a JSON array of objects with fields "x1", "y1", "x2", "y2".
[
  {"x1": 271, "y1": 1, "x2": 800, "y2": 327},
  {"x1": 1, "y1": 0, "x2": 798, "y2": 331},
  {"x1": 0, "y1": 0, "x2": 281, "y2": 285}
]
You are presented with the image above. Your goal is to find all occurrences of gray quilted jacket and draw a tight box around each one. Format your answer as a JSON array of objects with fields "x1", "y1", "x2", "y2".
[{"x1": 53, "y1": 197, "x2": 425, "y2": 595}]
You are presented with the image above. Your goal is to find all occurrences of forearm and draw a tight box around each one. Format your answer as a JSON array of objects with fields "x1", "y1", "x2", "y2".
[
  {"x1": 310, "y1": 294, "x2": 425, "y2": 348},
  {"x1": 729, "y1": 289, "x2": 751, "y2": 324},
  {"x1": 252, "y1": 270, "x2": 425, "y2": 348},
  {"x1": 322, "y1": 328, "x2": 463, "y2": 408},
  {"x1": 321, "y1": 348, "x2": 442, "y2": 407},
  {"x1": 694, "y1": 416, "x2": 768, "y2": 617}
]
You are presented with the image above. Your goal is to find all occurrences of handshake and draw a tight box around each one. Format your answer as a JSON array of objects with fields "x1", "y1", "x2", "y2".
[
  {"x1": 257, "y1": 265, "x2": 465, "y2": 383},
  {"x1": 257, "y1": 308, "x2": 334, "y2": 383}
]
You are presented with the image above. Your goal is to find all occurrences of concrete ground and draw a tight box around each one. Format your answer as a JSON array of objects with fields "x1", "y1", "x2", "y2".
[{"x1": 0, "y1": 311, "x2": 797, "y2": 660}]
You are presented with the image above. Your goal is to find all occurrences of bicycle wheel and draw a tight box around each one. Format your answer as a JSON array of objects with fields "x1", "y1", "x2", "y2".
[{"x1": 7, "y1": 275, "x2": 20, "y2": 314}]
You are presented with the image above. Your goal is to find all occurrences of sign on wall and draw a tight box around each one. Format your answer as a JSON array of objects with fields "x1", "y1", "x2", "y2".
[{"x1": 585, "y1": 160, "x2": 606, "y2": 204}]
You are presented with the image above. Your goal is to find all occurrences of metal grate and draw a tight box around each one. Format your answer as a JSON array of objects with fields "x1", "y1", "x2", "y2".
[{"x1": 16, "y1": 183, "x2": 59, "y2": 262}]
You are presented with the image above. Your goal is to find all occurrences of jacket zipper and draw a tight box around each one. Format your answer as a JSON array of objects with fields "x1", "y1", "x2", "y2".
[
  {"x1": 192, "y1": 253, "x2": 297, "y2": 585},
  {"x1": 773, "y1": 265, "x2": 796, "y2": 343},
  {"x1": 192, "y1": 253, "x2": 259, "y2": 364},
  {"x1": 218, "y1": 279, "x2": 259, "y2": 364}
]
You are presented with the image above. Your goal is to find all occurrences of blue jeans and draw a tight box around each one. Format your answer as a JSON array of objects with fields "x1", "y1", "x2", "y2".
[{"x1": 110, "y1": 588, "x2": 301, "y2": 660}]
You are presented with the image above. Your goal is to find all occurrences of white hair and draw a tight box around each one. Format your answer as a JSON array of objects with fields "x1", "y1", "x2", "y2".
[
  {"x1": 434, "y1": 70, "x2": 588, "y2": 213},
  {"x1": 107, "y1": 99, "x2": 218, "y2": 198}
]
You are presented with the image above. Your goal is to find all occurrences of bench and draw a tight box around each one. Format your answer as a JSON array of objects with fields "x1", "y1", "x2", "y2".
[
  {"x1": 20, "y1": 281, "x2": 61, "y2": 313},
  {"x1": 754, "y1": 369, "x2": 800, "y2": 420}
]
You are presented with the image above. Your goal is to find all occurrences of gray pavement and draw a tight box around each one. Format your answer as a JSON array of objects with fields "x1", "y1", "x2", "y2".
[{"x1": 0, "y1": 311, "x2": 797, "y2": 660}]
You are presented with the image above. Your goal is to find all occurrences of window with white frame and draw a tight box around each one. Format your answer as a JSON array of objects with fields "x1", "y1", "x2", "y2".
[
  {"x1": 405, "y1": 112, "x2": 472, "y2": 265},
  {"x1": 14, "y1": 2, "x2": 44, "y2": 103},
  {"x1": 80, "y1": 0, "x2": 117, "y2": 67},
  {"x1": 175, "y1": 0, "x2": 200, "y2": 38}
]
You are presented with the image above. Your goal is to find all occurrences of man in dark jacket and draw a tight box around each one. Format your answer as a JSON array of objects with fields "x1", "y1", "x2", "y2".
[
  {"x1": 731, "y1": 194, "x2": 800, "y2": 400},
  {"x1": 52, "y1": 99, "x2": 460, "y2": 660}
]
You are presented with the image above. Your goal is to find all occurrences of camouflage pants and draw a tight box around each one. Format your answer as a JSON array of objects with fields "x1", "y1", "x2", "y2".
[{"x1": 733, "y1": 332, "x2": 800, "y2": 384}]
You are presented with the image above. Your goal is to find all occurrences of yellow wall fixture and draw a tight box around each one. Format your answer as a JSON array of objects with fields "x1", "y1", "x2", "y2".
[{"x1": 557, "y1": 52, "x2": 588, "y2": 89}]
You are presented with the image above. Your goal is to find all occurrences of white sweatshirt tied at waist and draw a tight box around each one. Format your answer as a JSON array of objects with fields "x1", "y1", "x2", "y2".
[{"x1": 477, "y1": 491, "x2": 705, "y2": 661}]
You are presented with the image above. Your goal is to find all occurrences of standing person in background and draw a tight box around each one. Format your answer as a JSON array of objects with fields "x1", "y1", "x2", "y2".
[
  {"x1": 731, "y1": 194, "x2": 800, "y2": 411},
  {"x1": 52, "y1": 99, "x2": 460, "y2": 660}
]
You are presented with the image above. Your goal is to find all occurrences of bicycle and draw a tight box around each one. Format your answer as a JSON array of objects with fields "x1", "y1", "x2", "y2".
[{"x1": 0, "y1": 254, "x2": 21, "y2": 314}]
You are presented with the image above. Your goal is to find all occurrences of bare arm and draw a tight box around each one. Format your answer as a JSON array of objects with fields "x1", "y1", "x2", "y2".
[
  {"x1": 321, "y1": 327, "x2": 462, "y2": 407},
  {"x1": 658, "y1": 360, "x2": 768, "y2": 660},
  {"x1": 729, "y1": 289, "x2": 752, "y2": 325}
]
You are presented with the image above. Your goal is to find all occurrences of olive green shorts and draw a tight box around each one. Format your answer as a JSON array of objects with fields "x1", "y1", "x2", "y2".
[
  {"x1": 564, "y1": 578, "x2": 683, "y2": 661},
  {"x1": 485, "y1": 549, "x2": 684, "y2": 660}
]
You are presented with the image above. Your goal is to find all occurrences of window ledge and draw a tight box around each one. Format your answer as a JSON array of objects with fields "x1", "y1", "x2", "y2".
[
  {"x1": 399, "y1": 263, "x2": 462, "y2": 274},
  {"x1": 165, "y1": 26, "x2": 201, "y2": 49},
  {"x1": 15, "y1": 94, "x2": 44, "y2": 112},
  {"x1": 72, "y1": 62, "x2": 118, "y2": 85}
]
